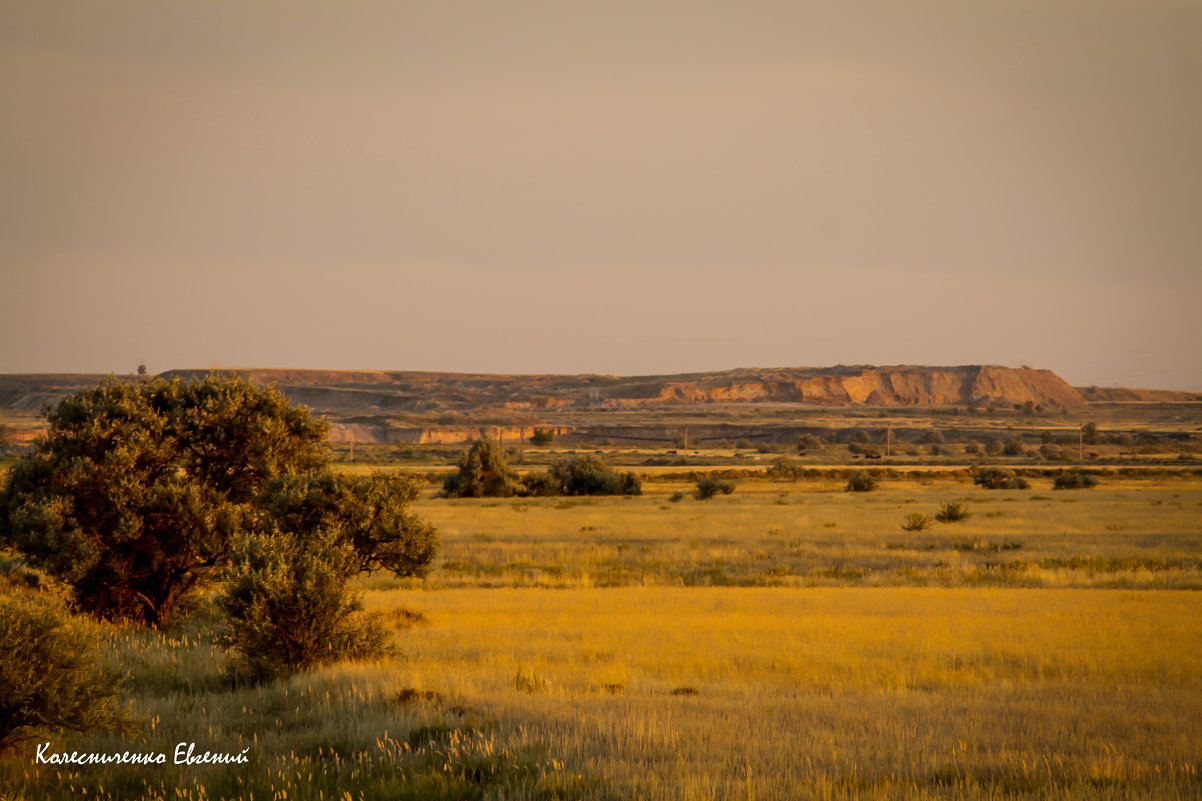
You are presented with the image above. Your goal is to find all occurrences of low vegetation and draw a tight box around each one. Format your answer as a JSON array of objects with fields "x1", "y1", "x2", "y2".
[
  {"x1": 846, "y1": 470, "x2": 879, "y2": 492},
  {"x1": 934, "y1": 501, "x2": 971, "y2": 523},
  {"x1": 1053, "y1": 468, "x2": 1100, "y2": 490},
  {"x1": 0, "y1": 563, "x2": 130, "y2": 751},
  {"x1": 445, "y1": 440, "x2": 641, "y2": 497},
  {"x1": 694, "y1": 476, "x2": 736, "y2": 499},
  {"x1": 973, "y1": 467, "x2": 1031, "y2": 490},
  {"x1": 900, "y1": 512, "x2": 934, "y2": 531}
]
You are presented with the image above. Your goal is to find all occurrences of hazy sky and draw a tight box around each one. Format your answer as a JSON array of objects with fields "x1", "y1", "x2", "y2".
[{"x1": 2, "y1": 1, "x2": 1200, "y2": 388}]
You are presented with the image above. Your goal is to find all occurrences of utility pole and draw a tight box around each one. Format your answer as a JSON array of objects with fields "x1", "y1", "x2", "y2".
[{"x1": 886, "y1": 425, "x2": 891, "y2": 458}]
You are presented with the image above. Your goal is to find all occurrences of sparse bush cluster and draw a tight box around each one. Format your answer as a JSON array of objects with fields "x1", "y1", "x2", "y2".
[
  {"x1": 898, "y1": 501, "x2": 971, "y2": 532},
  {"x1": 444, "y1": 439, "x2": 641, "y2": 497},
  {"x1": 973, "y1": 467, "x2": 1030, "y2": 490},
  {"x1": 1053, "y1": 469, "x2": 1099, "y2": 490}
]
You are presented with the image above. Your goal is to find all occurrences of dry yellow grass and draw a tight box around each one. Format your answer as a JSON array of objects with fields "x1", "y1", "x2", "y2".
[
  {"x1": 5, "y1": 474, "x2": 1202, "y2": 799},
  {"x1": 402, "y1": 479, "x2": 1202, "y2": 590},
  {"x1": 363, "y1": 586, "x2": 1202, "y2": 799}
]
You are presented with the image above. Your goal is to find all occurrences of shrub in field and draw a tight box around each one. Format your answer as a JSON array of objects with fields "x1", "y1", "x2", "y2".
[
  {"x1": 263, "y1": 471, "x2": 438, "y2": 578},
  {"x1": 529, "y1": 428, "x2": 554, "y2": 446},
  {"x1": 550, "y1": 456, "x2": 641, "y2": 496},
  {"x1": 797, "y1": 433, "x2": 825, "y2": 451},
  {"x1": 973, "y1": 467, "x2": 1030, "y2": 490},
  {"x1": 1053, "y1": 469, "x2": 1099, "y2": 490},
  {"x1": 218, "y1": 529, "x2": 390, "y2": 682},
  {"x1": 443, "y1": 437, "x2": 523, "y2": 498},
  {"x1": 845, "y1": 470, "x2": 879, "y2": 492},
  {"x1": 1003, "y1": 436, "x2": 1024, "y2": 456},
  {"x1": 694, "y1": 477, "x2": 736, "y2": 500},
  {"x1": 0, "y1": 563, "x2": 129, "y2": 751},
  {"x1": 0, "y1": 374, "x2": 329, "y2": 626},
  {"x1": 901, "y1": 513, "x2": 934, "y2": 532},
  {"x1": 934, "y1": 502, "x2": 971, "y2": 523}
]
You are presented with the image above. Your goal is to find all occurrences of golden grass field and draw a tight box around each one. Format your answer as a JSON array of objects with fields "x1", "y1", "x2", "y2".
[{"x1": 3, "y1": 473, "x2": 1201, "y2": 799}]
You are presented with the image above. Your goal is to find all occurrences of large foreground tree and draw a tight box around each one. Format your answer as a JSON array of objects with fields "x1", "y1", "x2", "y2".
[{"x1": 0, "y1": 374, "x2": 436, "y2": 629}]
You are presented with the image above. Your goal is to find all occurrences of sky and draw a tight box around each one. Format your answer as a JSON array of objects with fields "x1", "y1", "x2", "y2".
[{"x1": 2, "y1": 1, "x2": 1200, "y2": 389}]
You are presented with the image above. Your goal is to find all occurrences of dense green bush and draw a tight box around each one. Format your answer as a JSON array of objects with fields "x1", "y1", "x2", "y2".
[
  {"x1": 0, "y1": 563, "x2": 130, "y2": 751},
  {"x1": 1003, "y1": 436, "x2": 1024, "y2": 456},
  {"x1": 1052, "y1": 469, "x2": 1099, "y2": 490},
  {"x1": 973, "y1": 467, "x2": 1030, "y2": 490},
  {"x1": 529, "y1": 428, "x2": 554, "y2": 446},
  {"x1": 845, "y1": 470, "x2": 879, "y2": 492},
  {"x1": 263, "y1": 471, "x2": 438, "y2": 578},
  {"x1": 218, "y1": 529, "x2": 390, "y2": 682},
  {"x1": 695, "y1": 477, "x2": 736, "y2": 499},
  {"x1": 443, "y1": 437, "x2": 523, "y2": 498},
  {"x1": 550, "y1": 456, "x2": 641, "y2": 496},
  {"x1": 520, "y1": 470, "x2": 561, "y2": 497}
]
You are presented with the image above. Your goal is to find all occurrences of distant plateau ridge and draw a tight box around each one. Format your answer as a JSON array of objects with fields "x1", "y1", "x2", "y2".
[{"x1": 2, "y1": 365, "x2": 1198, "y2": 418}]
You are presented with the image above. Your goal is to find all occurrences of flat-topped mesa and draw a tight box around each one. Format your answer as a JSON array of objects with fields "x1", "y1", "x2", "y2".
[
  {"x1": 614, "y1": 365, "x2": 1085, "y2": 409},
  {"x1": 152, "y1": 364, "x2": 1087, "y2": 411}
]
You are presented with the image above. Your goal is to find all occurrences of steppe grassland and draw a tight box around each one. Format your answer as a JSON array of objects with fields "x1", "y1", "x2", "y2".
[
  {"x1": 374, "y1": 586, "x2": 1202, "y2": 798},
  {"x1": 4, "y1": 471, "x2": 1202, "y2": 799},
  {"x1": 407, "y1": 477, "x2": 1202, "y2": 589},
  {"x1": 10, "y1": 588, "x2": 1199, "y2": 799}
]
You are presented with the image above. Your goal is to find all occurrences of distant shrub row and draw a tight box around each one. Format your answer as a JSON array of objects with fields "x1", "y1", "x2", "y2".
[{"x1": 443, "y1": 438, "x2": 641, "y2": 498}]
